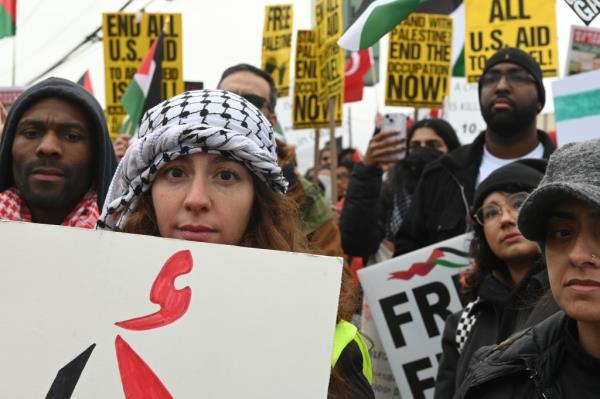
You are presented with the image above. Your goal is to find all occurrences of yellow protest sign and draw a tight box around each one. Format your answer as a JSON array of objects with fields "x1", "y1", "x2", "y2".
[
  {"x1": 385, "y1": 13, "x2": 452, "y2": 108},
  {"x1": 261, "y1": 5, "x2": 293, "y2": 98},
  {"x1": 314, "y1": 0, "x2": 345, "y2": 104},
  {"x1": 292, "y1": 30, "x2": 342, "y2": 129},
  {"x1": 465, "y1": 0, "x2": 558, "y2": 82},
  {"x1": 103, "y1": 13, "x2": 184, "y2": 140}
]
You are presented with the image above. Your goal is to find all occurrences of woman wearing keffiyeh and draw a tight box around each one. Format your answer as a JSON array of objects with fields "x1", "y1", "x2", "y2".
[{"x1": 98, "y1": 89, "x2": 374, "y2": 399}]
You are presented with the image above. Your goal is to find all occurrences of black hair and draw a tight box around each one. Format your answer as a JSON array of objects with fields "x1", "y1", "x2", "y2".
[
  {"x1": 338, "y1": 160, "x2": 355, "y2": 173},
  {"x1": 407, "y1": 118, "x2": 461, "y2": 154},
  {"x1": 218, "y1": 63, "x2": 278, "y2": 113},
  {"x1": 338, "y1": 148, "x2": 356, "y2": 164},
  {"x1": 463, "y1": 183, "x2": 539, "y2": 299}
]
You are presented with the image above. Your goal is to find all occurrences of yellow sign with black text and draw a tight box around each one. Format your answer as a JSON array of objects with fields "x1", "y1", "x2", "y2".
[
  {"x1": 385, "y1": 13, "x2": 453, "y2": 108},
  {"x1": 261, "y1": 5, "x2": 293, "y2": 98},
  {"x1": 465, "y1": 0, "x2": 558, "y2": 82},
  {"x1": 314, "y1": 0, "x2": 345, "y2": 105},
  {"x1": 102, "y1": 13, "x2": 184, "y2": 140},
  {"x1": 292, "y1": 30, "x2": 342, "y2": 129}
]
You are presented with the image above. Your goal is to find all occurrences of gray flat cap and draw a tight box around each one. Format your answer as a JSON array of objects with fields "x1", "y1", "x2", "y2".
[{"x1": 518, "y1": 138, "x2": 600, "y2": 242}]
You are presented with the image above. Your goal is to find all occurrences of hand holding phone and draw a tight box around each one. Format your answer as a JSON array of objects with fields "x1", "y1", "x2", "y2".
[{"x1": 366, "y1": 113, "x2": 407, "y2": 164}]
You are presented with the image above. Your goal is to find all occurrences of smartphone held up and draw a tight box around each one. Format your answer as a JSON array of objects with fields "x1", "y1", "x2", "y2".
[{"x1": 381, "y1": 113, "x2": 408, "y2": 161}]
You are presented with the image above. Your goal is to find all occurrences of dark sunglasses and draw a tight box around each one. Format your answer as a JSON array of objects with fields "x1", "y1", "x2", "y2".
[{"x1": 241, "y1": 94, "x2": 269, "y2": 110}]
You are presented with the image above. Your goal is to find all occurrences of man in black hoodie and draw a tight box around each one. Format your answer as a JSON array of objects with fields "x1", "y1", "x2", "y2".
[
  {"x1": 0, "y1": 77, "x2": 117, "y2": 227},
  {"x1": 393, "y1": 47, "x2": 555, "y2": 256}
]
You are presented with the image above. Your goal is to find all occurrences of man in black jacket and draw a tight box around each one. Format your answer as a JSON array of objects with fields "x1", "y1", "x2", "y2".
[
  {"x1": 0, "y1": 77, "x2": 117, "y2": 227},
  {"x1": 393, "y1": 47, "x2": 556, "y2": 256}
]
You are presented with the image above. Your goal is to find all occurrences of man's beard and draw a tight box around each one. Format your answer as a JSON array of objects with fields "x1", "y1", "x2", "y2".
[
  {"x1": 481, "y1": 98, "x2": 538, "y2": 138},
  {"x1": 13, "y1": 159, "x2": 91, "y2": 210}
]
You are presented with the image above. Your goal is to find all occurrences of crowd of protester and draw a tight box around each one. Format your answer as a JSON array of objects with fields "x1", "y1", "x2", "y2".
[{"x1": 1, "y1": 46, "x2": 600, "y2": 398}]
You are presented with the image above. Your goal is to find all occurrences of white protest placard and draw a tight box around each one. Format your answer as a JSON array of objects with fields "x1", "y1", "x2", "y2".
[
  {"x1": 566, "y1": 25, "x2": 600, "y2": 75},
  {"x1": 358, "y1": 234, "x2": 472, "y2": 399},
  {"x1": 553, "y1": 69, "x2": 600, "y2": 147},
  {"x1": 361, "y1": 298, "x2": 401, "y2": 399},
  {"x1": 0, "y1": 222, "x2": 342, "y2": 398}
]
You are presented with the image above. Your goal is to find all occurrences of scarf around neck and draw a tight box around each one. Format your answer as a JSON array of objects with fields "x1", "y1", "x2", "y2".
[{"x1": 0, "y1": 187, "x2": 99, "y2": 228}]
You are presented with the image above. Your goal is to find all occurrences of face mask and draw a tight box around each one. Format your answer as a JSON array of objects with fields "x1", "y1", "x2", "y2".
[{"x1": 404, "y1": 146, "x2": 444, "y2": 177}]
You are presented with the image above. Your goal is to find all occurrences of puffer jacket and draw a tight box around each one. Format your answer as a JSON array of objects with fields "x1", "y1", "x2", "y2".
[
  {"x1": 434, "y1": 266, "x2": 560, "y2": 399},
  {"x1": 453, "y1": 311, "x2": 569, "y2": 399}
]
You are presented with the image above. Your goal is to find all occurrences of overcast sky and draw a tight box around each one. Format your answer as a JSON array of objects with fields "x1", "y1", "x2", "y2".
[{"x1": 0, "y1": 0, "x2": 598, "y2": 168}]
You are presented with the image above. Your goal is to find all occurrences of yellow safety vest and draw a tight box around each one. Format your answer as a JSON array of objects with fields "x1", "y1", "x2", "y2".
[{"x1": 331, "y1": 320, "x2": 373, "y2": 384}]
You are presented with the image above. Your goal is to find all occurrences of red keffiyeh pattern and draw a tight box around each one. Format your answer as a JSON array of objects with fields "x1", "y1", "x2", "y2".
[{"x1": 0, "y1": 187, "x2": 99, "y2": 228}]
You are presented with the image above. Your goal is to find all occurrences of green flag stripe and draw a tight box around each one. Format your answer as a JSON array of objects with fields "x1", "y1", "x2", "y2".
[
  {"x1": 0, "y1": 6, "x2": 16, "y2": 38},
  {"x1": 555, "y1": 89, "x2": 600, "y2": 122},
  {"x1": 433, "y1": 259, "x2": 467, "y2": 268},
  {"x1": 452, "y1": 46, "x2": 465, "y2": 77},
  {"x1": 120, "y1": 80, "x2": 145, "y2": 137},
  {"x1": 359, "y1": 0, "x2": 425, "y2": 50}
]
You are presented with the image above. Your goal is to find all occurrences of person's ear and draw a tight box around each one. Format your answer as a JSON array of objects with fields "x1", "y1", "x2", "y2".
[{"x1": 268, "y1": 112, "x2": 278, "y2": 128}]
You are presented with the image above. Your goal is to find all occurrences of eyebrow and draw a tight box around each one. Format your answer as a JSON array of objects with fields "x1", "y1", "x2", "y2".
[
  {"x1": 548, "y1": 210, "x2": 600, "y2": 219},
  {"x1": 17, "y1": 118, "x2": 87, "y2": 132},
  {"x1": 212, "y1": 156, "x2": 243, "y2": 166}
]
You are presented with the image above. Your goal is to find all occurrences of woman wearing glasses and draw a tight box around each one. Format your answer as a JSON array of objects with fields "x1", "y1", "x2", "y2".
[
  {"x1": 455, "y1": 139, "x2": 600, "y2": 398},
  {"x1": 434, "y1": 159, "x2": 559, "y2": 399}
]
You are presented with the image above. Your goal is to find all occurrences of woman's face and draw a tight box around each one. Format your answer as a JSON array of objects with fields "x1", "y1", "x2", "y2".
[
  {"x1": 408, "y1": 127, "x2": 449, "y2": 154},
  {"x1": 545, "y1": 198, "x2": 600, "y2": 322},
  {"x1": 151, "y1": 153, "x2": 255, "y2": 246},
  {"x1": 481, "y1": 191, "x2": 540, "y2": 263}
]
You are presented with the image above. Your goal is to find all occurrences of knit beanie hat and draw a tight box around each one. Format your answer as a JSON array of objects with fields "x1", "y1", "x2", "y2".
[
  {"x1": 478, "y1": 47, "x2": 546, "y2": 110},
  {"x1": 98, "y1": 89, "x2": 286, "y2": 231},
  {"x1": 473, "y1": 158, "x2": 547, "y2": 213},
  {"x1": 518, "y1": 139, "x2": 600, "y2": 242}
]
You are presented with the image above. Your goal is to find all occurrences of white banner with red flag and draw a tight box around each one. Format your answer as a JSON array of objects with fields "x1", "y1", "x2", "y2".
[
  {"x1": 358, "y1": 233, "x2": 472, "y2": 399},
  {"x1": 0, "y1": 222, "x2": 342, "y2": 398}
]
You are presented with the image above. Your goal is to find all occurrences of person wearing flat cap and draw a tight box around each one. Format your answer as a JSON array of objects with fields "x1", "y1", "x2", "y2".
[
  {"x1": 454, "y1": 139, "x2": 600, "y2": 399},
  {"x1": 434, "y1": 159, "x2": 559, "y2": 399},
  {"x1": 393, "y1": 47, "x2": 556, "y2": 257}
]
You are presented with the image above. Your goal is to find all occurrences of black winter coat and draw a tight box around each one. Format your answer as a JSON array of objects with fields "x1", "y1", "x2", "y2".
[
  {"x1": 339, "y1": 163, "x2": 411, "y2": 259},
  {"x1": 393, "y1": 131, "x2": 555, "y2": 256},
  {"x1": 434, "y1": 267, "x2": 560, "y2": 399},
  {"x1": 453, "y1": 312, "x2": 595, "y2": 399}
]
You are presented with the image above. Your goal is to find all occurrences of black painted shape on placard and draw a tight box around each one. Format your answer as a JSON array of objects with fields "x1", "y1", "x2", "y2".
[{"x1": 46, "y1": 343, "x2": 96, "y2": 399}]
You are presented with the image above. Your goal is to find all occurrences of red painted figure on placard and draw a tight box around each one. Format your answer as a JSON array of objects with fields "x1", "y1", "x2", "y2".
[{"x1": 114, "y1": 250, "x2": 193, "y2": 398}]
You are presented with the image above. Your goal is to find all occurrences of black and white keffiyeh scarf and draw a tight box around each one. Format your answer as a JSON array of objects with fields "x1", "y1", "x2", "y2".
[{"x1": 98, "y1": 89, "x2": 287, "y2": 231}]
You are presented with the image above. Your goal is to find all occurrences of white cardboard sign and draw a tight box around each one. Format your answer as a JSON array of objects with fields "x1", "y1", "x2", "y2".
[
  {"x1": 553, "y1": 69, "x2": 600, "y2": 147},
  {"x1": 0, "y1": 222, "x2": 343, "y2": 398},
  {"x1": 358, "y1": 234, "x2": 471, "y2": 399}
]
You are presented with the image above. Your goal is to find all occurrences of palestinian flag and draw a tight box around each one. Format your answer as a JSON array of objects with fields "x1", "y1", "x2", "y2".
[
  {"x1": 0, "y1": 0, "x2": 16, "y2": 39},
  {"x1": 77, "y1": 70, "x2": 94, "y2": 95},
  {"x1": 120, "y1": 33, "x2": 163, "y2": 137},
  {"x1": 388, "y1": 247, "x2": 468, "y2": 281},
  {"x1": 339, "y1": 0, "x2": 465, "y2": 75}
]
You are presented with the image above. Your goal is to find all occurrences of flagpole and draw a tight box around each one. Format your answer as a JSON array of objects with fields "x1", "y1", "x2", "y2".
[
  {"x1": 328, "y1": 96, "x2": 338, "y2": 203},
  {"x1": 369, "y1": 47, "x2": 380, "y2": 113},
  {"x1": 348, "y1": 106, "x2": 353, "y2": 149},
  {"x1": 313, "y1": 128, "x2": 321, "y2": 187},
  {"x1": 12, "y1": 36, "x2": 16, "y2": 86}
]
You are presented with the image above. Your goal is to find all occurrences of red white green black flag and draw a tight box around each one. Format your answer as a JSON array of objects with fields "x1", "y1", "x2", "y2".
[
  {"x1": 120, "y1": 33, "x2": 164, "y2": 137},
  {"x1": 0, "y1": 0, "x2": 16, "y2": 39}
]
